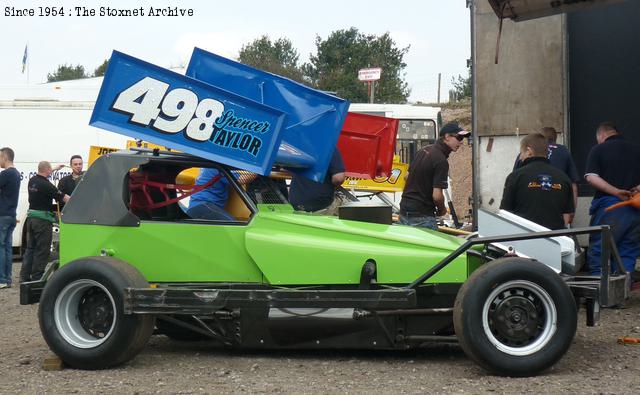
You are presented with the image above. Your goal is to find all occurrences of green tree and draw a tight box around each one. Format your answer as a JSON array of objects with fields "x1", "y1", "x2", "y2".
[
  {"x1": 93, "y1": 59, "x2": 109, "y2": 77},
  {"x1": 303, "y1": 28, "x2": 410, "y2": 103},
  {"x1": 450, "y1": 69, "x2": 471, "y2": 101},
  {"x1": 238, "y1": 36, "x2": 305, "y2": 83},
  {"x1": 47, "y1": 64, "x2": 88, "y2": 82}
]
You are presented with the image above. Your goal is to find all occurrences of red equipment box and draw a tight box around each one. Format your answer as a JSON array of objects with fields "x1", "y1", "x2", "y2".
[{"x1": 337, "y1": 112, "x2": 398, "y2": 179}]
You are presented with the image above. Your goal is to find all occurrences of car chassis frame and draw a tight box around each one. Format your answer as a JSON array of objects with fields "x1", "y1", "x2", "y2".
[{"x1": 23, "y1": 225, "x2": 626, "y2": 343}]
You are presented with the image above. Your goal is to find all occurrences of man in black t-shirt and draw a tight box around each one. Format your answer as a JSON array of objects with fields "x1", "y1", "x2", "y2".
[
  {"x1": 0, "y1": 147, "x2": 21, "y2": 288},
  {"x1": 513, "y1": 127, "x2": 580, "y2": 223},
  {"x1": 58, "y1": 155, "x2": 84, "y2": 207},
  {"x1": 20, "y1": 161, "x2": 70, "y2": 282},
  {"x1": 289, "y1": 149, "x2": 346, "y2": 216},
  {"x1": 501, "y1": 133, "x2": 574, "y2": 230},
  {"x1": 584, "y1": 122, "x2": 640, "y2": 276},
  {"x1": 399, "y1": 122, "x2": 470, "y2": 230}
]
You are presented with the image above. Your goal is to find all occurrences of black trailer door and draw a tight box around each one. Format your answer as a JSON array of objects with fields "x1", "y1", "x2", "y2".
[{"x1": 568, "y1": 1, "x2": 640, "y2": 195}]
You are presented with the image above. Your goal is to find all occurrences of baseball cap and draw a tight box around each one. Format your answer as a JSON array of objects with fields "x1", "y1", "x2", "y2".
[{"x1": 440, "y1": 122, "x2": 471, "y2": 138}]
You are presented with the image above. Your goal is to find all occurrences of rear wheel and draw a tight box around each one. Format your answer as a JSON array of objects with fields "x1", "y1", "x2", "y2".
[
  {"x1": 39, "y1": 257, "x2": 155, "y2": 369},
  {"x1": 453, "y1": 257, "x2": 577, "y2": 376},
  {"x1": 54, "y1": 279, "x2": 116, "y2": 348}
]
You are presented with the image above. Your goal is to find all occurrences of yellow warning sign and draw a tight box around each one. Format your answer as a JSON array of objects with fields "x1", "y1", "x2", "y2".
[
  {"x1": 342, "y1": 156, "x2": 408, "y2": 193},
  {"x1": 88, "y1": 145, "x2": 119, "y2": 166},
  {"x1": 126, "y1": 140, "x2": 175, "y2": 151},
  {"x1": 88, "y1": 141, "x2": 177, "y2": 167}
]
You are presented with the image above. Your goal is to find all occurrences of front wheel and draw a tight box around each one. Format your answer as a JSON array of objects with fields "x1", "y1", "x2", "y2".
[
  {"x1": 38, "y1": 257, "x2": 155, "y2": 369},
  {"x1": 453, "y1": 257, "x2": 577, "y2": 377}
]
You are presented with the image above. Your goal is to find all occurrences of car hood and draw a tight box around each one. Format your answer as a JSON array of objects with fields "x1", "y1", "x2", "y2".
[
  {"x1": 256, "y1": 208, "x2": 465, "y2": 250},
  {"x1": 245, "y1": 205, "x2": 469, "y2": 285}
]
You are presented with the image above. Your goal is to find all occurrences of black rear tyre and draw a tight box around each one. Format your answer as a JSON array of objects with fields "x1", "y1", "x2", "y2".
[
  {"x1": 38, "y1": 257, "x2": 155, "y2": 369},
  {"x1": 453, "y1": 257, "x2": 577, "y2": 377}
]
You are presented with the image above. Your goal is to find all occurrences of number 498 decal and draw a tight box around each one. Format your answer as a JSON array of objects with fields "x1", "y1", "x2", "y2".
[{"x1": 112, "y1": 77, "x2": 224, "y2": 142}]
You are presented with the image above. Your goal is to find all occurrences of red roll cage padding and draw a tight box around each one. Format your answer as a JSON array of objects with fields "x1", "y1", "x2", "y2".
[{"x1": 129, "y1": 170, "x2": 221, "y2": 212}]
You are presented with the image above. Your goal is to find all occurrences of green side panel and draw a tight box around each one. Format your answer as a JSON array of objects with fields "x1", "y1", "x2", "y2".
[
  {"x1": 59, "y1": 222, "x2": 263, "y2": 283},
  {"x1": 61, "y1": 204, "x2": 473, "y2": 286},
  {"x1": 246, "y1": 210, "x2": 470, "y2": 285},
  {"x1": 258, "y1": 203, "x2": 295, "y2": 213},
  {"x1": 467, "y1": 248, "x2": 484, "y2": 276}
]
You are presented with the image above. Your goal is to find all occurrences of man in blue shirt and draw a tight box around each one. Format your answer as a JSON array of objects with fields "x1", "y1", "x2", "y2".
[
  {"x1": 289, "y1": 149, "x2": 346, "y2": 215},
  {"x1": 187, "y1": 167, "x2": 257, "y2": 220},
  {"x1": 187, "y1": 168, "x2": 235, "y2": 221},
  {"x1": 0, "y1": 148, "x2": 21, "y2": 288},
  {"x1": 584, "y1": 122, "x2": 640, "y2": 276}
]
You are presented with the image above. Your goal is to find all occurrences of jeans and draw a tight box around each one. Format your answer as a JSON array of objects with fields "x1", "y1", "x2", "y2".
[
  {"x1": 399, "y1": 213, "x2": 438, "y2": 231},
  {"x1": 186, "y1": 203, "x2": 235, "y2": 221},
  {"x1": 20, "y1": 217, "x2": 53, "y2": 282},
  {"x1": 587, "y1": 196, "x2": 640, "y2": 275},
  {"x1": 0, "y1": 216, "x2": 16, "y2": 285},
  {"x1": 310, "y1": 195, "x2": 346, "y2": 216}
]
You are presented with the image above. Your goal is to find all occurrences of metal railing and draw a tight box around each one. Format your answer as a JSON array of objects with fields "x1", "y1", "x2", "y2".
[{"x1": 405, "y1": 225, "x2": 627, "y2": 306}]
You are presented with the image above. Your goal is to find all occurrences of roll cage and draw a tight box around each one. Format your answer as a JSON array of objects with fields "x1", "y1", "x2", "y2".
[{"x1": 61, "y1": 148, "x2": 290, "y2": 226}]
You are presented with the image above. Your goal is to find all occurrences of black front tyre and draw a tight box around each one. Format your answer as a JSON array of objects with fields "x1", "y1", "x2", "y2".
[
  {"x1": 38, "y1": 257, "x2": 155, "y2": 369},
  {"x1": 453, "y1": 257, "x2": 577, "y2": 377}
]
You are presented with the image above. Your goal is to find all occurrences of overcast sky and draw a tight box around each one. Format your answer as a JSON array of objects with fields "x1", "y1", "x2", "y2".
[{"x1": 0, "y1": 0, "x2": 470, "y2": 103}]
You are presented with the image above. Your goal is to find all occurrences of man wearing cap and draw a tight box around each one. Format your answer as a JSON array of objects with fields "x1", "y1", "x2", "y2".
[
  {"x1": 500, "y1": 133, "x2": 574, "y2": 230},
  {"x1": 584, "y1": 122, "x2": 640, "y2": 276},
  {"x1": 399, "y1": 122, "x2": 469, "y2": 230}
]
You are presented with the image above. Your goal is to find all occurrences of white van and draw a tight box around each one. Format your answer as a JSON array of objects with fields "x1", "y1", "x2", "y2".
[{"x1": 0, "y1": 78, "x2": 128, "y2": 252}]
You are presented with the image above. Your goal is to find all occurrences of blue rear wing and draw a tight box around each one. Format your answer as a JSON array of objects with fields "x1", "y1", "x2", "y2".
[
  {"x1": 187, "y1": 47, "x2": 350, "y2": 181},
  {"x1": 91, "y1": 51, "x2": 285, "y2": 175},
  {"x1": 90, "y1": 49, "x2": 349, "y2": 181}
]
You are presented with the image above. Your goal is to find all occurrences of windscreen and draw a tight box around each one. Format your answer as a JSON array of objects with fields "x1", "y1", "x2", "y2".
[
  {"x1": 397, "y1": 119, "x2": 436, "y2": 141},
  {"x1": 395, "y1": 119, "x2": 436, "y2": 164}
]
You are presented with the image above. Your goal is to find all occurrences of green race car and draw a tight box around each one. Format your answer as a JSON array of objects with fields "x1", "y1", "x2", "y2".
[{"x1": 21, "y1": 149, "x2": 629, "y2": 376}]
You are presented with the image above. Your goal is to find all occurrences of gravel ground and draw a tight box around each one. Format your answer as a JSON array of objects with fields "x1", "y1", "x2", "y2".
[{"x1": 2, "y1": 261, "x2": 640, "y2": 394}]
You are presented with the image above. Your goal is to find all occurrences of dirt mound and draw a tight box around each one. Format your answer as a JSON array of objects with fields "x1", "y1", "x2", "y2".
[{"x1": 442, "y1": 104, "x2": 473, "y2": 224}]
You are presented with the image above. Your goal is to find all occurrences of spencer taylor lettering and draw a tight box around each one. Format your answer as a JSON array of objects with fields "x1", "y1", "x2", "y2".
[{"x1": 206, "y1": 110, "x2": 268, "y2": 157}]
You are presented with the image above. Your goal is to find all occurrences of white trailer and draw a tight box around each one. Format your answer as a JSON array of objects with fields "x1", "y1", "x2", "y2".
[{"x1": 0, "y1": 78, "x2": 128, "y2": 251}]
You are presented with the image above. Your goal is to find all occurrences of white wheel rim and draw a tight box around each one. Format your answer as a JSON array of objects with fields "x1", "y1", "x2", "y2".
[
  {"x1": 481, "y1": 280, "x2": 557, "y2": 356},
  {"x1": 53, "y1": 279, "x2": 117, "y2": 349}
]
